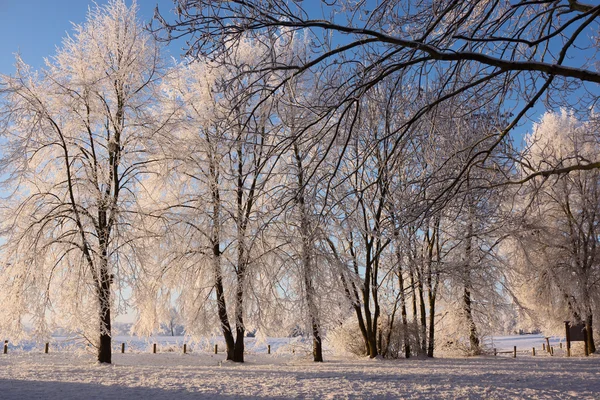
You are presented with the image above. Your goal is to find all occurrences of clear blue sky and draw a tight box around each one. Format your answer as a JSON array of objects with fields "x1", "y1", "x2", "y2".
[
  {"x1": 2, "y1": 0, "x2": 584, "y2": 143},
  {"x1": 0, "y1": 0, "x2": 178, "y2": 74}
]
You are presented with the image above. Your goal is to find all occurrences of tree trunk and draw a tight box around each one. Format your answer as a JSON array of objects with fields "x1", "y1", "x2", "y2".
[
  {"x1": 210, "y1": 161, "x2": 235, "y2": 360},
  {"x1": 417, "y1": 281, "x2": 427, "y2": 354},
  {"x1": 97, "y1": 260, "x2": 112, "y2": 364},
  {"x1": 401, "y1": 300, "x2": 410, "y2": 358},
  {"x1": 215, "y1": 261, "x2": 235, "y2": 360},
  {"x1": 294, "y1": 142, "x2": 323, "y2": 362},
  {"x1": 234, "y1": 324, "x2": 245, "y2": 362},
  {"x1": 312, "y1": 326, "x2": 323, "y2": 362},
  {"x1": 233, "y1": 266, "x2": 245, "y2": 362},
  {"x1": 427, "y1": 290, "x2": 436, "y2": 358},
  {"x1": 586, "y1": 314, "x2": 596, "y2": 354},
  {"x1": 463, "y1": 286, "x2": 480, "y2": 355}
]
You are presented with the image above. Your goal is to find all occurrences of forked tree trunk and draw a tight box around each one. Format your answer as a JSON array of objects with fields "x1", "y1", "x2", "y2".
[{"x1": 209, "y1": 157, "x2": 236, "y2": 360}]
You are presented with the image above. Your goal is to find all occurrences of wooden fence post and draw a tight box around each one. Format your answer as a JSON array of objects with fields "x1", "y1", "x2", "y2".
[
  {"x1": 3, "y1": 340, "x2": 8, "y2": 354},
  {"x1": 532, "y1": 347, "x2": 535, "y2": 356},
  {"x1": 45, "y1": 343, "x2": 49, "y2": 354},
  {"x1": 545, "y1": 337, "x2": 551, "y2": 353},
  {"x1": 542, "y1": 343, "x2": 546, "y2": 351},
  {"x1": 153, "y1": 343, "x2": 157, "y2": 354},
  {"x1": 214, "y1": 344, "x2": 218, "y2": 354},
  {"x1": 268, "y1": 344, "x2": 271, "y2": 355},
  {"x1": 121, "y1": 343, "x2": 125, "y2": 354},
  {"x1": 565, "y1": 321, "x2": 571, "y2": 357},
  {"x1": 183, "y1": 344, "x2": 187, "y2": 354},
  {"x1": 493, "y1": 348, "x2": 497, "y2": 356},
  {"x1": 550, "y1": 347, "x2": 554, "y2": 356},
  {"x1": 513, "y1": 346, "x2": 516, "y2": 358}
]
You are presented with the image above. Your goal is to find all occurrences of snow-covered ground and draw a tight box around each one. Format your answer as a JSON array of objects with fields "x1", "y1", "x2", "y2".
[{"x1": 1, "y1": 335, "x2": 598, "y2": 399}]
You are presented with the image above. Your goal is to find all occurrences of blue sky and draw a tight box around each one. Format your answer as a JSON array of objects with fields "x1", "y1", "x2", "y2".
[
  {"x1": 0, "y1": 0, "x2": 177, "y2": 74},
  {"x1": 1, "y1": 0, "x2": 589, "y2": 144}
]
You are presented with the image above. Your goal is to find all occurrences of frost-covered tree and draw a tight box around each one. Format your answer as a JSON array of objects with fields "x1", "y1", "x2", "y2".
[
  {"x1": 0, "y1": 0, "x2": 167, "y2": 363},
  {"x1": 137, "y1": 37, "x2": 287, "y2": 362},
  {"x1": 510, "y1": 110, "x2": 600, "y2": 353}
]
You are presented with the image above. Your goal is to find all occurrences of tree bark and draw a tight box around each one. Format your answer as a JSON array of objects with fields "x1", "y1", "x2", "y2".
[
  {"x1": 97, "y1": 267, "x2": 112, "y2": 364},
  {"x1": 586, "y1": 314, "x2": 596, "y2": 354}
]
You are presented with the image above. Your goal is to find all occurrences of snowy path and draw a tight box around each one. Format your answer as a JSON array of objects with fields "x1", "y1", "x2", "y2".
[{"x1": 1, "y1": 351, "x2": 599, "y2": 399}]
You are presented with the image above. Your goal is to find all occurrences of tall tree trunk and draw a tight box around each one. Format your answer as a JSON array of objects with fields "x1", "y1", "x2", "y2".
[
  {"x1": 294, "y1": 142, "x2": 323, "y2": 362},
  {"x1": 462, "y1": 189, "x2": 480, "y2": 355},
  {"x1": 209, "y1": 155, "x2": 235, "y2": 360},
  {"x1": 426, "y1": 220, "x2": 439, "y2": 358},
  {"x1": 417, "y1": 280, "x2": 427, "y2": 354},
  {"x1": 392, "y1": 227, "x2": 411, "y2": 358}
]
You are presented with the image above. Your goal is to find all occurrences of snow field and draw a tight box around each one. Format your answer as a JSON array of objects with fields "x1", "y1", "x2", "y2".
[{"x1": 1, "y1": 336, "x2": 599, "y2": 399}]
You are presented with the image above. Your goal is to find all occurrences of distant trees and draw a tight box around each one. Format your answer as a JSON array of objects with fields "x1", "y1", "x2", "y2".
[{"x1": 0, "y1": 0, "x2": 167, "y2": 363}]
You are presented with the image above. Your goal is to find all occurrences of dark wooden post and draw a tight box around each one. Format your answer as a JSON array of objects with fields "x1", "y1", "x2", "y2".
[
  {"x1": 542, "y1": 343, "x2": 546, "y2": 351},
  {"x1": 214, "y1": 344, "x2": 218, "y2": 354},
  {"x1": 267, "y1": 344, "x2": 271, "y2": 355},
  {"x1": 550, "y1": 346, "x2": 554, "y2": 356},
  {"x1": 493, "y1": 348, "x2": 497, "y2": 356},
  {"x1": 3, "y1": 340, "x2": 8, "y2": 354},
  {"x1": 153, "y1": 343, "x2": 157, "y2": 354},
  {"x1": 532, "y1": 347, "x2": 535, "y2": 356},
  {"x1": 565, "y1": 321, "x2": 571, "y2": 357},
  {"x1": 559, "y1": 342, "x2": 562, "y2": 349},
  {"x1": 183, "y1": 344, "x2": 187, "y2": 354},
  {"x1": 545, "y1": 337, "x2": 551, "y2": 353},
  {"x1": 121, "y1": 343, "x2": 125, "y2": 354},
  {"x1": 513, "y1": 346, "x2": 517, "y2": 358},
  {"x1": 44, "y1": 343, "x2": 49, "y2": 354}
]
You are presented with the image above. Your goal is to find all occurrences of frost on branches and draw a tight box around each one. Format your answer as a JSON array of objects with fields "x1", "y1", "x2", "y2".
[
  {"x1": 0, "y1": 0, "x2": 169, "y2": 363},
  {"x1": 509, "y1": 110, "x2": 600, "y2": 353}
]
